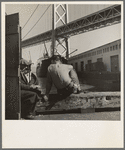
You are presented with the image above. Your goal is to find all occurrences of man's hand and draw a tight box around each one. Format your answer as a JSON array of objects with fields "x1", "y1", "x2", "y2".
[
  {"x1": 30, "y1": 84, "x2": 41, "y2": 90},
  {"x1": 30, "y1": 84, "x2": 36, "y2": 89},
  {"x1": 43, "y1": 94, "x2": 49, "y2": 102}
]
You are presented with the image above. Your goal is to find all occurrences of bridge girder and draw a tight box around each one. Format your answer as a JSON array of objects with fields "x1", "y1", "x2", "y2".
[
  {"x1": 22, "y1": 4, "x2": 121, "y2": 48},
  {"x1": 51, "y1": 4, "x2": 69, "y2": 57}
]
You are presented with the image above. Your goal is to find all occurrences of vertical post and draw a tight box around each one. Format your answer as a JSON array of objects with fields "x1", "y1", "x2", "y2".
[
  {"x1": 51, "y1": 4, "x2": 56, "y2": 56},
  {"x1": 51, "y1": 4, "x2": 69, "y2": 58},
  {"x1": 29, "y1": 51, "x2": 32, "y2": 62},
  {"x1": 20, "y1": 27, "x2": 22, "y2": 59},
  {"x1": 65, "y1": 4, "x2": 70, "y2": 59},
  {"x1": 6, "y1": 13, "x2": 20, "y2": 119},
  {"x1": 18, "y1": 27, "x2": 22, "y2": 120},
  {"x1": 65, "y1": 38, "x2": 69, "y2": 59}
]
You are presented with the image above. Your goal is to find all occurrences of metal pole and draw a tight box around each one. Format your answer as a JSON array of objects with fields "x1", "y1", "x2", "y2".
[
  {"x1": 51, "y1": 4, "x2": 56, "y2": 56},
  {"x1": 44, "y1": 42, "x2": 49, "y2": 57},
  {"x1": 18, "y1": 26, "x2": 22, "y2": 120},
  {"x1": 66, "y1": 49, "x2": 78, "y2": 57},
  {"x1": 65, "y1": 4, "x2": 70, "y2": 59},
  {"x1": 65, "y1": 38, "x2": 69, "y2": 59},
  {"x1": 20, "y1": 27, "x2": 22, "y2": 59},
  {"x1": 29, "y1": 51, "x2": 31, "y2": 61}
]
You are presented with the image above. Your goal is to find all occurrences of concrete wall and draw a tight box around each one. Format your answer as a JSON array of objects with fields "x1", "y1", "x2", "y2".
[{"x1": 68, "y1": 39, "x2": 121, "y2": 72}]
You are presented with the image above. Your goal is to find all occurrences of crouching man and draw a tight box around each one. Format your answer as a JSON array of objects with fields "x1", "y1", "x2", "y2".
[
  {"x1": 44, "y1": 55, "x2": 81, "y2": 102},
  {"x1": 20, "y1": 58, "x2": 42, "y2": 119}
]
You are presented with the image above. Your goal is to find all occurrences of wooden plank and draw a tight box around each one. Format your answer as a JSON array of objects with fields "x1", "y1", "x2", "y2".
[
  {"x1": 71, "y1": 92, "x2": 120, "y2": 98},
  {"x1": 36, "y1": 107, "x2": 120, "y2": 115},
  {"x1": 5, "y1": 13, "x2": 20, "y2": 120},
  {"x1": 6, "y1": 34, "x2": 19, "y2": 72},
  {"x1": 6, "y1": 13, "x2": 19, "y2": 35},
  {"x1": 6, "y1": 77, "x2": 19, "y2": 119}
]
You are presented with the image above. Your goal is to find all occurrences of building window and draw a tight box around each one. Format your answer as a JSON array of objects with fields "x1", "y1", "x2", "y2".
[
  {"x1": 110, "y1": 46, "x2": 112, "y2": 51},
  {"x1": 88, "y1": 60, "x2": 91, "y2": 64},
  {"x1": 87, "y1": 60, "x2": 91, "y2": 71},
  {"x1": 97, "y1": 50, "x2": 101, "y2": 54},
  {"x1": 75, "y1": 62, "x2": 78, "y2": 72},
  {"x1": 116, "y1": 44, "x2": 118, "y2": 50},
  {"x1": 119, "y1": 44, "x2": 121, "y2": 49},
  {"x1": 105, "y1": 48, "x2": 106, "y2": 52},
  {"x1": 107, "y1": 47, "x2": 109, "y2": 52},
  {"x1": 81, "y1": 61, "x2": 84, "y2": 71},
  {"x1": 97, "y1": 58, "x2": 102, "y2": 62},
  {"x1": 113, "y1": 45, "x2": 115, "y2": 50},
  {"x1": 103, "y1": 49, "x2": 105, "y2": 53}
]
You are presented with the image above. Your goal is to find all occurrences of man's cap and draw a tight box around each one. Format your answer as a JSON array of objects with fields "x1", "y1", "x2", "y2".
[{"x1": 20, "y1": 58, "x2": 33, "y2": 66}]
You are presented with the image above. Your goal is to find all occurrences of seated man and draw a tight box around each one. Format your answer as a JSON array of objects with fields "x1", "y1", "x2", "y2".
[
  {"x1": 20, "y1": 58, "x2": 42, "y2": 119},
  {"x1": 44, "y1": 55, "x2": 81, "y2": 102}
]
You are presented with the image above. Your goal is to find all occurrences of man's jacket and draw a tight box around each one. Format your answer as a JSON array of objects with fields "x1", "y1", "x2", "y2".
[{"x1": 20, "y1": 72, "x2": 38, "y2": 90}]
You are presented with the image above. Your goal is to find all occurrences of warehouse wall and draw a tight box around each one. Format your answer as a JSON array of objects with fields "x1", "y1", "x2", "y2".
[{"x1": 68, "y1": 39, "x2": 121, "y2": 72}]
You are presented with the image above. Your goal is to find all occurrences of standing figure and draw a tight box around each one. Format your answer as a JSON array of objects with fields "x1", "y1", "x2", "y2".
[{"x1": 44, "y1": 55, "x2": 81, "y2": 102}]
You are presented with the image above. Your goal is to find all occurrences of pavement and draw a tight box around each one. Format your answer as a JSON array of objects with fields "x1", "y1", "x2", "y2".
[
  {"x1": 33, "y1": 111, "x2": 120, "y2": 120},
  {"x1": 30, "y1": 91, "x2": 121, "y2": 120},
  {"x1": 26, "y1": 77, "x2": 121, "y2": 120}
]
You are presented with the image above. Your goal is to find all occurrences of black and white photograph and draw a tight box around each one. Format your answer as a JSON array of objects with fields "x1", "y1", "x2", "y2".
[{"x1": 2, "y1": 1, "x2": 123, "y2": 148}]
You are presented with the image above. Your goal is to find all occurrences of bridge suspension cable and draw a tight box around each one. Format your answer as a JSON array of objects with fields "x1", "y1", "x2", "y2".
[
  {"x1": 22, "y1": 4, "x2": 51, "y2": 40},
  {"x1": 22, "y1": 4, "x2": 39, "y2": 30},
  {"x1": 22, "y1": 4, "x2": 121, "y2": 48}
]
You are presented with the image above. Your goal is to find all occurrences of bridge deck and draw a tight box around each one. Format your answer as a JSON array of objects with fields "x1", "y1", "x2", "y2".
[{"x1": 22, "y1": 5, "x2": 121, "y2": 48}]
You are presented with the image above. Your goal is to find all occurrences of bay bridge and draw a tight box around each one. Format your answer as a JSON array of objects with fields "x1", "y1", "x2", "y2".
[{"x1": 22, "y1": 4, "x2": 121, "y2": 58}]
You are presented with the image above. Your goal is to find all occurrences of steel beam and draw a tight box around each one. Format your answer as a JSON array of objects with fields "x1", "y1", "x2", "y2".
[
  {"x1": 51, "y1": 4, "x2": 56, "y2": 56},
  {"x1": 22, "y1": 5, "x2": 121, "y2": 48},
  {"x1": 51, "y1": 4, "x2": 69, "y2": 57}
]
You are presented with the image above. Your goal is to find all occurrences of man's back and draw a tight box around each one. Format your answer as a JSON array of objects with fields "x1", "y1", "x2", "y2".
[{"x1": 48, "y1": 64, "x2": 73, "y2": 89}]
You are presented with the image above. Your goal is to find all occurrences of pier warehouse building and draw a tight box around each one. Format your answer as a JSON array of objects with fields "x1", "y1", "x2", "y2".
[{"x1": 68, "y1": 39, "x2": 121, "y2": 73}]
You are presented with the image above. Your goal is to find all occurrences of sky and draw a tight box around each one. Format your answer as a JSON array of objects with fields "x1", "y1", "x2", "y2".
[{"x1": 5, "y1": 2, "x2": 121, "y2": 65}]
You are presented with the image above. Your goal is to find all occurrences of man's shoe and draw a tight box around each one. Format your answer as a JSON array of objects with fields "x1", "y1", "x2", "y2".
[
  {"x1": 45, "y1": 101, "x2": 50, "y2": 107},
  {"x1": 24, "y1": 114, "x2": 35, "y2": 120},
  {"x1": 37, "y1": 101, "x2": 49, "y2": 107},
  {"x1": 77, "y1": 90, "x2": 82, "y2": 94},
  {"x1": 73, "y1": 88, "x2": 78, "y2": 94},
  {"x1": 37, "y1": 101, "x2": 45, "y2": 107},
  {"x1": 77, "y1": 90, "x2": 89, "y2": 94}
]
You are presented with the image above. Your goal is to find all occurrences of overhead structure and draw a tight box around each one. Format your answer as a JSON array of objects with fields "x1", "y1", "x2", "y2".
[
  {"x1": 51, "y1": 4, "x2": 69, "y2": 57},
  {"x1": 22, "y1": 5, "x2": 121, "y2": 50}
]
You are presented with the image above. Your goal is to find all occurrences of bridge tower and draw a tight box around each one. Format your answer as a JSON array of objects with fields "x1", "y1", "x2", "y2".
[{"x1": 51, "y1": 4, "x2": 70, "y2": 58}]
